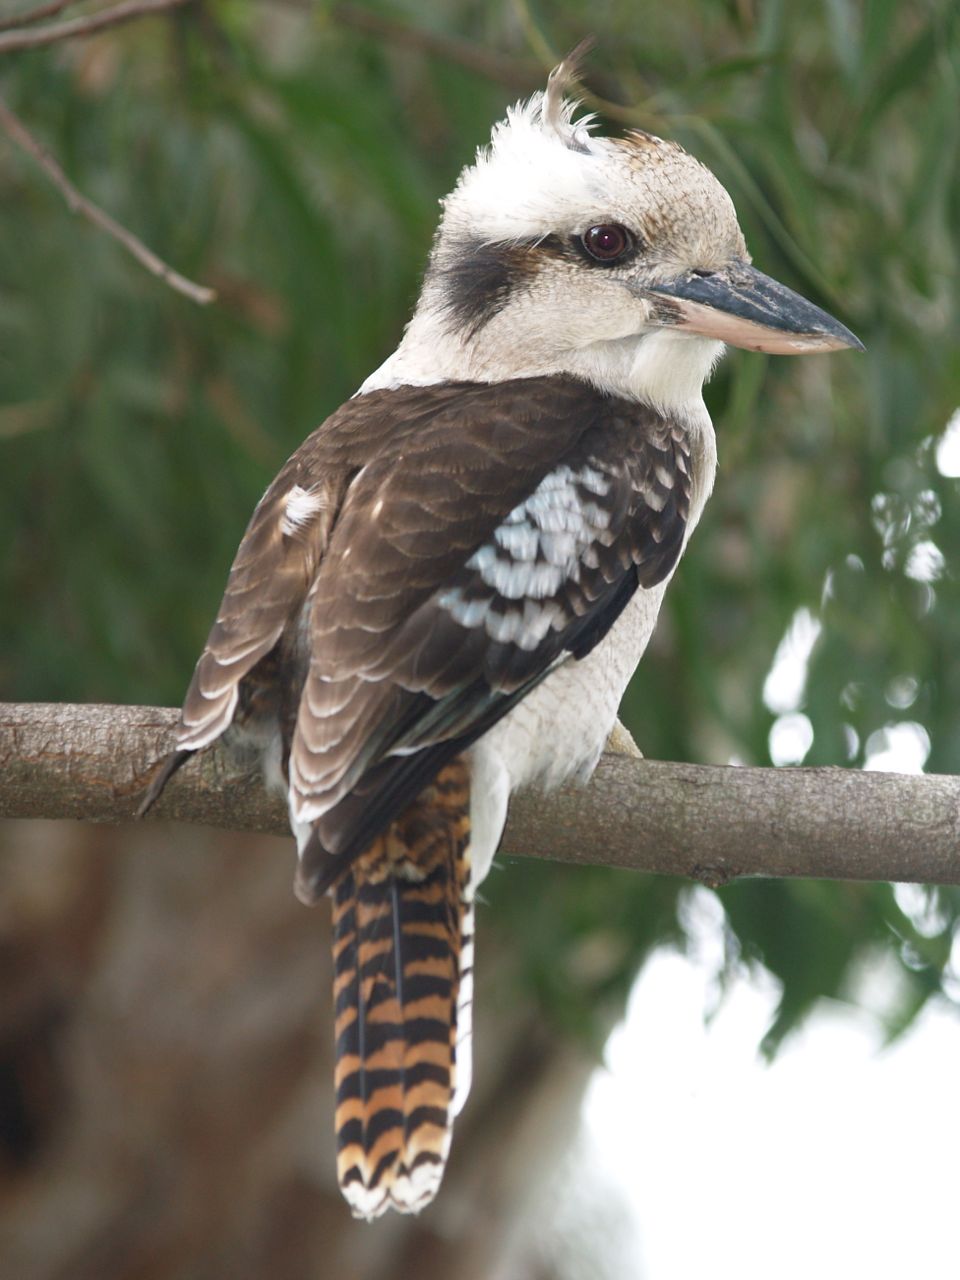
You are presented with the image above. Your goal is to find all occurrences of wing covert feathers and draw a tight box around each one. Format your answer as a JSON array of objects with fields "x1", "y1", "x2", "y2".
[
  {"x1": 330, "y1": 758, "x2": 472, "y2": 1219},
  {"x1": 289, "y1": 378, "x2": 692, "y2": 882},
  {"x1": 150, "y1": 377, "x2": 692, "y2": 839}
]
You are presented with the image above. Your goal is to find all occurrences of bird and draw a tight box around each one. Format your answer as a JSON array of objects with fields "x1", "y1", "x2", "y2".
[{"x1": 141, "y1": 47, "x2": 862, "y2": 1220}]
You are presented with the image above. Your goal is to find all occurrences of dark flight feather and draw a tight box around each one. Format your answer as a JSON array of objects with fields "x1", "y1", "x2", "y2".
[{"x1": 150, "y1": 375, "x2": 691, "y2": 895}]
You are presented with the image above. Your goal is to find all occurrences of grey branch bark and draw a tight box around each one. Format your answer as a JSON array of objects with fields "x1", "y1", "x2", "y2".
[{"x1": 1, "y1": 701, "x2": 958, "y2": 887}]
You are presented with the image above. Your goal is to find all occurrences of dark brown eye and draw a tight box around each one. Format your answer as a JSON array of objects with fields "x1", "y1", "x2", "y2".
[{"x1": 581, "y1": 224, "x2": 633, "y2": 263}]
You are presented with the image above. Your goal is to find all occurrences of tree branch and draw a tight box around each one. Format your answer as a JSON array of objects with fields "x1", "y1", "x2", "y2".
[
  {"x1": 2, "y1": 701, "x2": 959, "y2": 887},
  {"x1": 0, "y1": 0, "x2": 77, "y2": 34},
  {"x1": 0, "y1": 0, "x2": 189, "y2": 53},
  {"x1": 0, "y1": 96, "x2": 216, "y2": 305}
]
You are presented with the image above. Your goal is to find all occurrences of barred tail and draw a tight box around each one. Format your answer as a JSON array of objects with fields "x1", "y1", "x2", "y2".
[{"x1": 330, "y1": 759, "x2": 472, "y2": 1219}]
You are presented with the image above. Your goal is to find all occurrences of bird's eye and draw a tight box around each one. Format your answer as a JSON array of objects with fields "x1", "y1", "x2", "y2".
[{"x1": 581, "y1": 224, "x2": 633, "y2": 263}]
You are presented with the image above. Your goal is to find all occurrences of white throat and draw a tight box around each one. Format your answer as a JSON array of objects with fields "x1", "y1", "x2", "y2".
[
  {"x1": 359, "y1": 303, "x2": 723, "y2": 416},
  {"x1": 564, "y1": 329, "x2": 724, "y2": 415}
]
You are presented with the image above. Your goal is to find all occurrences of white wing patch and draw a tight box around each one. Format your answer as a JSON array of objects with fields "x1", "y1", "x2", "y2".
[
  {"x1": 280, "y1": 484, "x2": 325, "y2": 536},
  {"x1": 437, "y1": 463, "x2": 615, "y2": 649}
]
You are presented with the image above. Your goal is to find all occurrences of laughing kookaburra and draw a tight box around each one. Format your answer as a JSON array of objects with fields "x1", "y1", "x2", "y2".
[{"x1": 142, "y1": 51, "x2": 862, "y2": 1219}]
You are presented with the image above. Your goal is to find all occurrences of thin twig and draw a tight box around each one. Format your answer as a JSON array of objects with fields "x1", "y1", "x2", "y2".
[
  {"x1": 327, "y1": 3, "x2": 540, "y2": 90},
  {"x1": 328, "y1": 5, "x2": 659, "y2": 135},
  {"x1": 0, "y1": 0, "x2": 189, "y2": 54},
  {"x1": 0, "y1": 0, "x2": 76, "y2": 34},
  {"x1": 0, "y1": 95, "x2": 216, "y2": 305}
]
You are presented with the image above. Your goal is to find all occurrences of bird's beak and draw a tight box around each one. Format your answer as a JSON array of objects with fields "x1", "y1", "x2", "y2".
[{"x1": 648, "y1": 260, "x2": 864, "y2": 355}]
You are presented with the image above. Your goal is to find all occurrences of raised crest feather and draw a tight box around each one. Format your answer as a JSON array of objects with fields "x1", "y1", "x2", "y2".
[{"x1": 543, "y1": 37, "x2": 596, "y2": 149}]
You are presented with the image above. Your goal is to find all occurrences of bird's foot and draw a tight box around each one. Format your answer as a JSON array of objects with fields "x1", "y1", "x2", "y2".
[{"x1": 604, "y1": 718, "x2": 643, "y2": 759}]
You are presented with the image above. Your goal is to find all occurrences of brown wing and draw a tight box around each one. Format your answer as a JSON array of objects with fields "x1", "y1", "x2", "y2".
[
  {"x1": 158, "y1": 374, "x2": 689, "y2": 886},
  {"x1": 176, "y1": 453, "x2": 342, "y2": 752},
  {"x1": 290, "y1": 378, "x2": 692, "y2": 895},
  {"x1": 174, "y1": 378, "x2": 596, "y2": 755}
]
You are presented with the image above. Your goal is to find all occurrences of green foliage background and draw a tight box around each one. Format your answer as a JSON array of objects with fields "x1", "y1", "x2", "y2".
[{"x1": 2, "y1": 0, "x2": 959, "y2": 1052}]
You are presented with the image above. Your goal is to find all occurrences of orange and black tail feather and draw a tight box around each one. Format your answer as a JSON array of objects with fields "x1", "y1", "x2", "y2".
[{"x1": 330, "y1": 759, "x2": 472, "y2": 1219}]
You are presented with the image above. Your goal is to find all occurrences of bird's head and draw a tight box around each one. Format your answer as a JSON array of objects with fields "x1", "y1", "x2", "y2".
[{"x1": 399, "y1": 50, "x2": 862, "y2": 409}]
